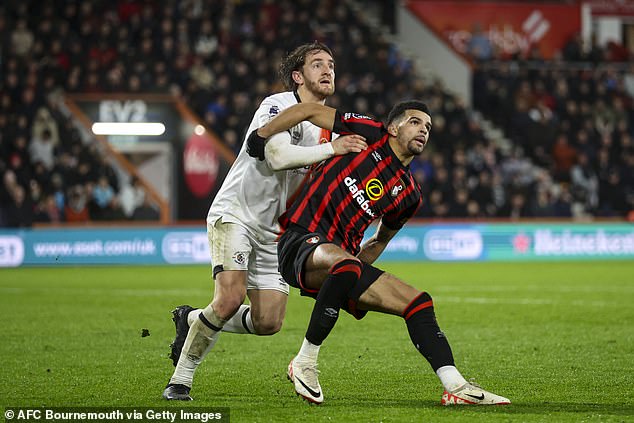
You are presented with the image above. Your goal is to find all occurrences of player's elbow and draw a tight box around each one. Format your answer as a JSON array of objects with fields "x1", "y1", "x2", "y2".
[
  {"x1": 265, "y1": 143, "x2": 290, "y2": 171},
  {"x1": 265, "y1": 153, "x2": 286, "y2": 171}
]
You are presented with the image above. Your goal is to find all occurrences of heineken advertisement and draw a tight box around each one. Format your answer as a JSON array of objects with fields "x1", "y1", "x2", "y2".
[
  {"x1": 379, "y1": 223, "x2": 634, "y2": 261},
  {"x1": 0, "y1": 223, "x2": 632, "y2": 267}
]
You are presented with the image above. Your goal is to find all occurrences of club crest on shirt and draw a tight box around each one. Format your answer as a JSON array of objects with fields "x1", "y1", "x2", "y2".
[
  {"x1": 232, "y1": 251, "x2": 248, "y2": 265},
  {"x1": 390, "y1": 178, "x2": 405, "y2": 197},
  {"x1": 306, "y1": 236, "x2": 320, "y2": 244},
  {"x1": 268, "y1": 105, "x2": 280, "y2": 118}
]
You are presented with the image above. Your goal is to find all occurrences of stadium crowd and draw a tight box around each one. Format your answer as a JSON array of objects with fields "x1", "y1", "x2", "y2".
[
  {"x1": 469, "y1": 31, "x2": 633, "y2": 219},
  {"x1": 1, "y1": 0, "x2": 632, "y2": 227}
]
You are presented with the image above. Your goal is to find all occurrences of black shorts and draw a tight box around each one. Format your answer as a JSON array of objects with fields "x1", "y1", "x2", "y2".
[
  {"x1": 278, "y1": 225, "x2": 328, "y2": 294},
  {"x1": 278, "y1": 224, "x2": 385, "y2": 320}
]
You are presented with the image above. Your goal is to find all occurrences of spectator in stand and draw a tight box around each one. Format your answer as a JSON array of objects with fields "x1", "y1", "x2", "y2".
[
  {"x1": 570, "y1": 152, "x2": 599, "y2": 214},
  {"x1": 552, "y1": 133, "x2": 577, "y2": 182},
  {"x1": 471, "y1": 171, "x2": 496, "y2": 217},
  {"x1": 0, "y1": 170, "x2": 19, "y2": 226},
  {"x1": 562, "y1": 33, "x2": 584, "y2": 62},
  {"x1": 599, "y1": 169, "x2": 628, "y2": 217},
  {"x1": 64, "y1": 185, "x2": 89, "y2": 223},
  {"x1": 5, "y1": 184, "x2": 33, "y2": 228},
  {"x1": 132, "y1": 197, "x2": 160, "y2": 221},
  {"x1": 93, "y1": 153, "x2": 120, "y2": 193},
  {"x1": 10, "y1": 19, "x2": 34, "y2": 57},
  {"x1": 426, "y1": 190, "x2": 450, "y2": 219},
  {"x1": 448, "y1": 188, "x2": 470, "y2": 218},
  {"x1": 531, "y1": 189, "x2": 556, "y2": 218},
  {"x1": 119, "y1": 177, "x2": 146, "y2": 219},
  {"x1": 467, "y1": 23, "x2": 493, "y2": 62},
  {"x1": 551, "y1": 185, "x2": 573, "y2": 218},
  {"x1": 51, "y1": 173, "x2": 66, "y2": 220},
  {"x1": 34, "y1": 194, "x2": 63, "y2": 224},
  {"x1": 91, "y1": 175, "x2": 115, "y2": 220},
  {"x1": 430, "y1": 166, "x2": 453, "y2": 203},
  {"x1": 499, "y1": 192, "x2": 530, "y2": 220},
  {"x1": 8, "y1": 141, "x2": 32, "y2": 189},
  {"x1": 466, "y1": 200, "x2": 485, "y2": 219},
  {"x1": 29, "y1": 129, "x2": 56, "y2": 172},
  {"x1": 605, "y1": 40, "x2": 630, "y2": 62}
]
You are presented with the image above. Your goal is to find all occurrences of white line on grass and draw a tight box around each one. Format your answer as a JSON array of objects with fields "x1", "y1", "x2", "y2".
[
  {"x1": 436, "y1": 295, "x2": 612, "y2": 307},
  {"x1": 0, "y1": 287, "x2": 209, "y2": 297},
  {"x1": 433, "y1": 285, "x2": 634, "y2": 294}
]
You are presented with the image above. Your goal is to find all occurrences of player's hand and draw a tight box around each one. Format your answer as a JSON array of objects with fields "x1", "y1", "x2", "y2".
[
  {"x1": 246, "y1": 128, "x2": 267, "y2": 160},
  {"x1": 331, "y1": 134, "x2": 367, "y2": 156}
]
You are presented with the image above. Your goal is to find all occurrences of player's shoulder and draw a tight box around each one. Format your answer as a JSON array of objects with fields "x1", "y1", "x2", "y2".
[
  {"x1": 253, "y1": 92, "x2": 298, "y2": 126},
  {"x1": 404, "y1": 170, "x2": 423, "y2": 197},
  {"x1": 260, "y1": 91, "x2": 298, "y2": 109}
]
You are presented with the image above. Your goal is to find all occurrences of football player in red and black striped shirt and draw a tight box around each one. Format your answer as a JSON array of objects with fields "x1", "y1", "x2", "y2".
[{"x1": 249, "y1": 101, "x2": 510, "y2": 406}]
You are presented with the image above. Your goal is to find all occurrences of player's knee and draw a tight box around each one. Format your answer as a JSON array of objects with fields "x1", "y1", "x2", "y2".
[
  {"x1": 212, "y1": 276, "x2": 247, "y2": 319},
  {"x1": 402, "y1": 291, "x2": 435, "y2": 321},
  {"x1": 329, "y1": 258, "x2": 362, "y2": 277},
  {"x1": 252, "y1": 314, "x2": 283, "y2": 335},
  {"x1": 211, "y1": 295, "x2": 244, "y2": 321}
]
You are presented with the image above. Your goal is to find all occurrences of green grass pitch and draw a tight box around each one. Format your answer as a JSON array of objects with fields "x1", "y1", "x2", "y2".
[{"x1": 1, "y1": 261, "x2": 633, "y2": 422}]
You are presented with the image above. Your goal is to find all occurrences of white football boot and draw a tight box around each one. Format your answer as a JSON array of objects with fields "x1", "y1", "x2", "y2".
[
  {"x1": 441, "y1": 381, "x2": 511, "y2": 405},
  {"x1": 287, "y1": 357, "x2": 324, "y2": 404}
]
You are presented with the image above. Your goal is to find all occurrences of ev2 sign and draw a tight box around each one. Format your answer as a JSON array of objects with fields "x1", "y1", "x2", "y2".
[{"x1": 98, "y1": 100, "x2": 147, "y2": 122}]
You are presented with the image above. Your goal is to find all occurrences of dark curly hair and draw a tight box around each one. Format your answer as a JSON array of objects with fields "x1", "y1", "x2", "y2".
[
  {"x1": 279, "y1": 41, "x2": 334, "y2": 91},
  {"x1": 387, "y1": 100, "x2": 431, "y2": 125}
]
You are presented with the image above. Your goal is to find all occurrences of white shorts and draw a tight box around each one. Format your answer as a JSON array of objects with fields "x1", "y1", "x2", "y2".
[{"x1": 207, "y1": 219, "x2": 289, "y2": 295}]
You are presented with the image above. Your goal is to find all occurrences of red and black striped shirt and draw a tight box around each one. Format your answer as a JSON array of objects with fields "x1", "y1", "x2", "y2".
[{"x1": 281, "y1": 111, "x2": 422, "y2": 255}]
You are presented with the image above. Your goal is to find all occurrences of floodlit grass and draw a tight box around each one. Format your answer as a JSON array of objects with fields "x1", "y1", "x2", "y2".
[{"x1": 1, "y1": 261, "x2": 633, "y2": 422}]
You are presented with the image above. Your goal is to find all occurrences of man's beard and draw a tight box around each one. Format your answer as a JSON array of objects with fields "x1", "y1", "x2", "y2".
[
  {"x1": 305, "y1": 79, "x2": 335, "y2": 97},
  {"x1": 408, "y1": 139, "x2": 425, "y2": 155}
]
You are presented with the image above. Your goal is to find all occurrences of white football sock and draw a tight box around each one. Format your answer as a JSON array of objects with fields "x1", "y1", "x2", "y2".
[
  {"x1": 187, "y1": 306, "x2": 254, "y2": 334},
  {"x1": 295, "y1": 338, "x2": 321, "y2": 364},
  {"x1": 436, "y1": 365, "x2": 468, "y2": 392},
  {"x1": 187, "y1": 308, "x2": 202, "y2": 326},
  {"x1": 169, "y1": 305, "x2": 226, "y2": 387},
  {"x1": 221, "y1": 304, "x2": 255, "y2": 334}
]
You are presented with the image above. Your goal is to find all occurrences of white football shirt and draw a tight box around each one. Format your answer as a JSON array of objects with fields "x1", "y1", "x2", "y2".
[{"x1": 207, "y1": 91, "x2": 329, "y2": 243}]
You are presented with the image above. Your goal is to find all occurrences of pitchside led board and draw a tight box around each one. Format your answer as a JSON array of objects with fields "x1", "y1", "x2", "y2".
[
  {"x1": 67, "y1": 95, "x2": 233, "y2": 221},
  {"x1": 1, "y1": 223, "x2": 633, "y2": 267}
]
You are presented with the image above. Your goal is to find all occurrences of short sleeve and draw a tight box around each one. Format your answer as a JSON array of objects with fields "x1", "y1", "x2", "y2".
[
  {"x1": 382, "y1": 196, "x2": 422, "y2": 230},
  {"x1": 333, "y1": 111, "x2": 386, "y2": 144},
  {"x1": 256, "y1": 96, "x2": 299, "y2": 140},
  {"x1": 256, "y1": 97, "x2": 285, "y2": 127}
]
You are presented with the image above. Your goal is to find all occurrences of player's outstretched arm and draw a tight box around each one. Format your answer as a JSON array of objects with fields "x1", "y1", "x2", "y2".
[
  {"x1": 356, "y1": 220, "x2": 400, "y2": 264},
  {"x1": 265, "y1": 133, "x2": 366, "y2": 171},
  {"x1": 258, "y1": 103, "x2": 337, "y2": 138},
  {"x1": 246, "y1": 103, "x2": 340, "y2": 161}
]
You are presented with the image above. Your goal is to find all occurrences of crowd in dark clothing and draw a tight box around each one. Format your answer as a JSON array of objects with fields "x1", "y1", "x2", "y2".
[
  {"x1": 470, "y1": 33, "x2": 633, "y2": 218},
  {"x1": 1, "y1": 0, "x2": 631, "y2": 228}
]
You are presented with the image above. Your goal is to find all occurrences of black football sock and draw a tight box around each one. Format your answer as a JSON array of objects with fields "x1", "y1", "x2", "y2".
[
  {"x1": 403, "y1": 292, "x2": 455, "y2": 371},
  {"x1": 304, "y1": 259, "x2": 362, "y2": 346}
]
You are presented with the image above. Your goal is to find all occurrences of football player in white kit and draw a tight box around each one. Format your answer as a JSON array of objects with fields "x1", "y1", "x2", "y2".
[{"x1": 163, "y1": 42, "x2": 367, "y2": 400}]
